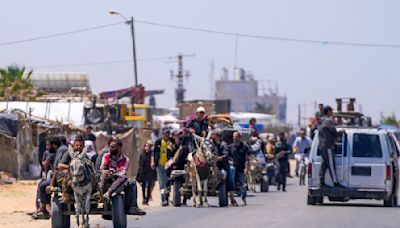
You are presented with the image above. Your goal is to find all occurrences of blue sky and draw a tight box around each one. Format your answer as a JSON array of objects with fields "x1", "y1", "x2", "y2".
[{"x1": 1, "y1": 0, "x2": 399, "y2": 124}]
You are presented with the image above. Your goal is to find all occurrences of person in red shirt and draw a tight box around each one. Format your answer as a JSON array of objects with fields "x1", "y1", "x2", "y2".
[
  {"x1": 249, "y1": 117, "x2": 259, "y2": 137},
  {"x1": 100, "y1": 139, "x2": 146, "y2": 216}
]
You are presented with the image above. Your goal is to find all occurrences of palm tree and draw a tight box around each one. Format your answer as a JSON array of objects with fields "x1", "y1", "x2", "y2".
[{"x1": 0, "y1": 65, "x2": 36, "y2": 101}]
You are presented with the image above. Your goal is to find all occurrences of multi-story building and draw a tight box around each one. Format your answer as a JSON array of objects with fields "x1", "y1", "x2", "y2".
[{"x1": 215, "y1": 69, "x2": 287, "y2": 123}]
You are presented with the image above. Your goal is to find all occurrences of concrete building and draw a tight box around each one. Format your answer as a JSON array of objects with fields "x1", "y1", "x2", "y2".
[{"x1": 215, "y1": 69, "x2": 287, "y2": 122}]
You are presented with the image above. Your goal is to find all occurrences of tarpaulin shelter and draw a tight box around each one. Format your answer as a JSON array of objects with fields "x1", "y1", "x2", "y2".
[
  {"x1": 0, "y1": 109, "x2": 83, "y2": 179},
  {"x1": 0, "y1": 111, "x2": 38, "y2": 179}
]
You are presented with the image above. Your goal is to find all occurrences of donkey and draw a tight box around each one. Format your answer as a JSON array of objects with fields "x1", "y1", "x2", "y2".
[
  {"x1": 69, "y1": 146, "x2": 93, "y2": 228},
  {"x1": 187, "y1": 133, "x2": 215, "y2": 208},
  {"x1": 247, "y1": 157, "x2": 261, "y2": 193}
]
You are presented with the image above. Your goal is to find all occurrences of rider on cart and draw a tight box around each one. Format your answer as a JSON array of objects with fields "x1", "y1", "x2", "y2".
[
  {"x1": 185, "y1": 106, "x2": 209, "y2": 137},
  {"x1": 99, "y1": 139, "x2": 146, "y2": 215}
]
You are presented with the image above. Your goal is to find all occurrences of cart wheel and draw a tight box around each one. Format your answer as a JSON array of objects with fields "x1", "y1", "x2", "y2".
[
  {"x1": 261, "y1": 176, "x2": 269, "y2": 192},
  {"x1": 218, "y1": 182, "x2": 228, "y2": 207},
  {"x1": 112, "y1": 194, "x2": 127, "y2": 228},
  {"x1": 173, "y1": 179, "x2": 182, "y2": 207},
  {"x1": 51, "y1": 196, "x2": 70, "y2": 228}
]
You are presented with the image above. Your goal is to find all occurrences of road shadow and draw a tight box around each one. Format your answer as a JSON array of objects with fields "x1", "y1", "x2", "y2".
[{"x1": 317, "y1": 202, "x2": 400, "y2": 208}]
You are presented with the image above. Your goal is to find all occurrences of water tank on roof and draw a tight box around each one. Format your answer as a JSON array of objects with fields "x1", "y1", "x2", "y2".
[{"x1": 235, "y1": 68, "x2": 246, "y2": 80}]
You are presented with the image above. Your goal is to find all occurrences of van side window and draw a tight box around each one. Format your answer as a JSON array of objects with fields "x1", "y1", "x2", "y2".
[
  {"x1": 394, "y1": 133, "x2": 400, "y2": 142},
  {"x1": 353, "y1": 134, "x2": 382, "y2": 158},
  {"x1": 316, "y1": 133, "x2": 346, "y2": 156},
  {"x1": 387, "y1": 135, "x2": 399, "y2": 157}
]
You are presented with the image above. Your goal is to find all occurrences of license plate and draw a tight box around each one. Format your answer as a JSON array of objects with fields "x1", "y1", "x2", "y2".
[{"x1": 351, "y1": 166, "x2": 371, "y2": 176}]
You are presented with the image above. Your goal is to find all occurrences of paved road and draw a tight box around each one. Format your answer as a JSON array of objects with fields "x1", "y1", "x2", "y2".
[{"x1": 93, "y1": 178, "x2": 400, "y2": 228}]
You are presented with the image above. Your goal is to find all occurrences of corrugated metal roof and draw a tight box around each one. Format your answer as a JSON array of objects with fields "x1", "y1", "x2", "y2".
[{"x1": 30, "y1": 72, "x2": 90, "y2": 91}]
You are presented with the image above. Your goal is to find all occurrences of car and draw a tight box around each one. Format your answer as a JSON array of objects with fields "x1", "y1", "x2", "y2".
[{"x1": 307, "y1": 127, "x2": 399, "y2": 207}]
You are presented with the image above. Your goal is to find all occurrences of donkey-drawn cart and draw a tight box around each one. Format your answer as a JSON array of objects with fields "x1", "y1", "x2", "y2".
[
  {"x1": 170, "y1": 126, "x2": 253, "y2": 208},
  {"x1": 51, "y1": 146, "x2": 130, "y2": 228},
  {"x1": 51, "y1": 187, "x2": 128, "y2": 228}
]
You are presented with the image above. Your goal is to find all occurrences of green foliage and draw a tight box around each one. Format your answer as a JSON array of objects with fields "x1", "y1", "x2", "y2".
[
  {"x1": 381, "y1": 114, "x2": 399, "y2": 128},
  {"x1": 0, "y1": 64, "x2": 36, "y2": 101},
  {"x1": 253, "y1": 102, "x2": 274, "y2": 114}
]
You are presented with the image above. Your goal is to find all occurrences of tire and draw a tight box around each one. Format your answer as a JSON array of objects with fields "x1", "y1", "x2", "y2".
[
  {"x1": 384, "y1": 194, "x2": 396, "y2": 207},
  {"x1": 51, "y1": 196, "x2": 70, "y2": 228},
  {"x1": 261, "y1": 176, "x2": 269, "y2": 192},
  {"x1": 173, "y1": 179, "x2": 182, "y2": 207},
  {"x1": 316, "y1": 196, "x2": 323, "y2": 204},
  {"x1": 218, "y1": 181, "x2": 228, "y2": 207},
  {"x1": 111, "y1": 195, "x2": 127, "y2": 228},
  {"x1": 307, "y1": 195, "x2": 317, "y2": 206}
]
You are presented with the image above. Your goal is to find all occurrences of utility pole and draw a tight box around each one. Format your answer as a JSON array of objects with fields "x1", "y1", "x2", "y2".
[
  {"x1": 109, "y1": 11, "x2": 138, "y2": 86},
  {"x1": 130, "y1": 17, "x2": 138, "y2": 86},
  {"x1": 170, "y1": 53, "x2": 195, "y2": 106},
  {"x1": 298, "y1": 104, "x2": 301, "y2": 128},
  {"x1": 209, "y1": 60, "x2": 215, "y2": 99}
]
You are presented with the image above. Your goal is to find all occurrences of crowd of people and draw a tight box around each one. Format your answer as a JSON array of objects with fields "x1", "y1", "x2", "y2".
[
  {"x1": 29, "y1": 105, "x2": 340, "y2": 219},
  {"x1": 136, "y1": 106, "x2": 316, "y2": 207}
]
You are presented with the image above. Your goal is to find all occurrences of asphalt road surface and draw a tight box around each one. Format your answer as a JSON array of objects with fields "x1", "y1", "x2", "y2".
[{"x1": 93, "y1": 178, "x2": 400, "y2": 228}]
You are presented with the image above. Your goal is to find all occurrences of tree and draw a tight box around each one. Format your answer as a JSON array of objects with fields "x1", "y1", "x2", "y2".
[
  {"x1": 253, "y1": 102, "x2": 274, "y2": 114},
  {"x1": 0, "y1": 65, "x2": 36, "y2": 101},
  {"x1": 380, "y1": 114, "x2": 399, "y2": 128}
]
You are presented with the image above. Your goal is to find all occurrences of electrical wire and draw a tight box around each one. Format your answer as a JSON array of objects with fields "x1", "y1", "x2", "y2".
[
  {"x1": 135, "y1": 19, "x2": 400, "y2": 48},
  {"x1": 0, "y1": 22, "x2": 124, "y2": 47},
  {"x1": 1, "y1": 18, "x2": 399, "y2": 49}
]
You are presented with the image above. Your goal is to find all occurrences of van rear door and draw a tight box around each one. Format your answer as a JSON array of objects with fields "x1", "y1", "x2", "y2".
[
  {"x1": 311, "y1": 132, "x2": 349, "y2": 187},
  {"x1": 348, "y1": 133, "x2": 386, "y2": 189}
]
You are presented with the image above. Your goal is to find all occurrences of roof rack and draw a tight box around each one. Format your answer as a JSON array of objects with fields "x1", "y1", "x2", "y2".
[{"x1": 336, "y1": 125, "x2": 377, "y2": 129}]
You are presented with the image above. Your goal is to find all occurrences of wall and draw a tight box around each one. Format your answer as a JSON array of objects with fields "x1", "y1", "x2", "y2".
[
  {"x1": 0, "y1": 123, "x2": 39, "y2": 179},
  {"x1": 0, "y1": 135, "x2": 18, "y2": 177}
]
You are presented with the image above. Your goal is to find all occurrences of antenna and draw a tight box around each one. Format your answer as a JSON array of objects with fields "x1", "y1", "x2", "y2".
[
  {"x1": 209, "y1": 60, "x2": 215, "y2": 99},
  {"x1": 170, "y1": 53, "x2": 195, "y2": 106},
  {"x1": 275, "y1": 80, "x2": 279, "y2": 94},
  {"x1": 234, "y1": 38, "x2": 238, "y2": 77}
]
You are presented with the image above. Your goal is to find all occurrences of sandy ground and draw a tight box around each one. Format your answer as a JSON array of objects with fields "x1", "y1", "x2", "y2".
[
  {"x1": 0, "y1": 180, "x2": 161, "y2": 228},
  {"x1": 0, "y1": 180, "x2": 49, "y2": 228}
]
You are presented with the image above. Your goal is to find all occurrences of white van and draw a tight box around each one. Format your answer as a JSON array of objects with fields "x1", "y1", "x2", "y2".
[{"x1": 307, "y1": 127, "x2": 399, "y2": 207}]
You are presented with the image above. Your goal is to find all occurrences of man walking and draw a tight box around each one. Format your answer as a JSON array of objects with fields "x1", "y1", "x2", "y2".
[
  {"x1": 318, "y1": 106, "x2": 344, "y2": 188},
  {"x1": 228, "y1": 131, "x2": 249, "y2": 206},
  {"x1": 212, "y1": 130, "x2": 231, "y2": 200},
  {"x1": 275, "y1": 132, "x2": 292, "y2": 192},
  {"x1": 154, "y1": 128, "x2": 176, "y2": 206}
]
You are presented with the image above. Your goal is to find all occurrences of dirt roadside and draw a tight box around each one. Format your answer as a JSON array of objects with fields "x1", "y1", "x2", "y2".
[{"x1": 0, "y1": 180, "x2": 49, "y2": 228}]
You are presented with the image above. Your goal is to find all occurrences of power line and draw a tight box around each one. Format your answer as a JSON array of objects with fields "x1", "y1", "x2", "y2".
[
  {"x1": 1, "y1": 18, "x2": 399, "y2": 49},
  {"x1": 0, "y1": 22, "x2": 124, "y2": 47},
  {"x1": 135, "y1": 19, "x2": 400, "y2": 48},
  {"x1": 30, "y1": 56, "x2": 173, "y2": 69}
]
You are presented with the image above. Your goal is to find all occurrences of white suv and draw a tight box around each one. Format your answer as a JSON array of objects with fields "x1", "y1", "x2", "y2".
[{"x1": 307, "y1": 127, "x2": 399, "y2": 207}]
